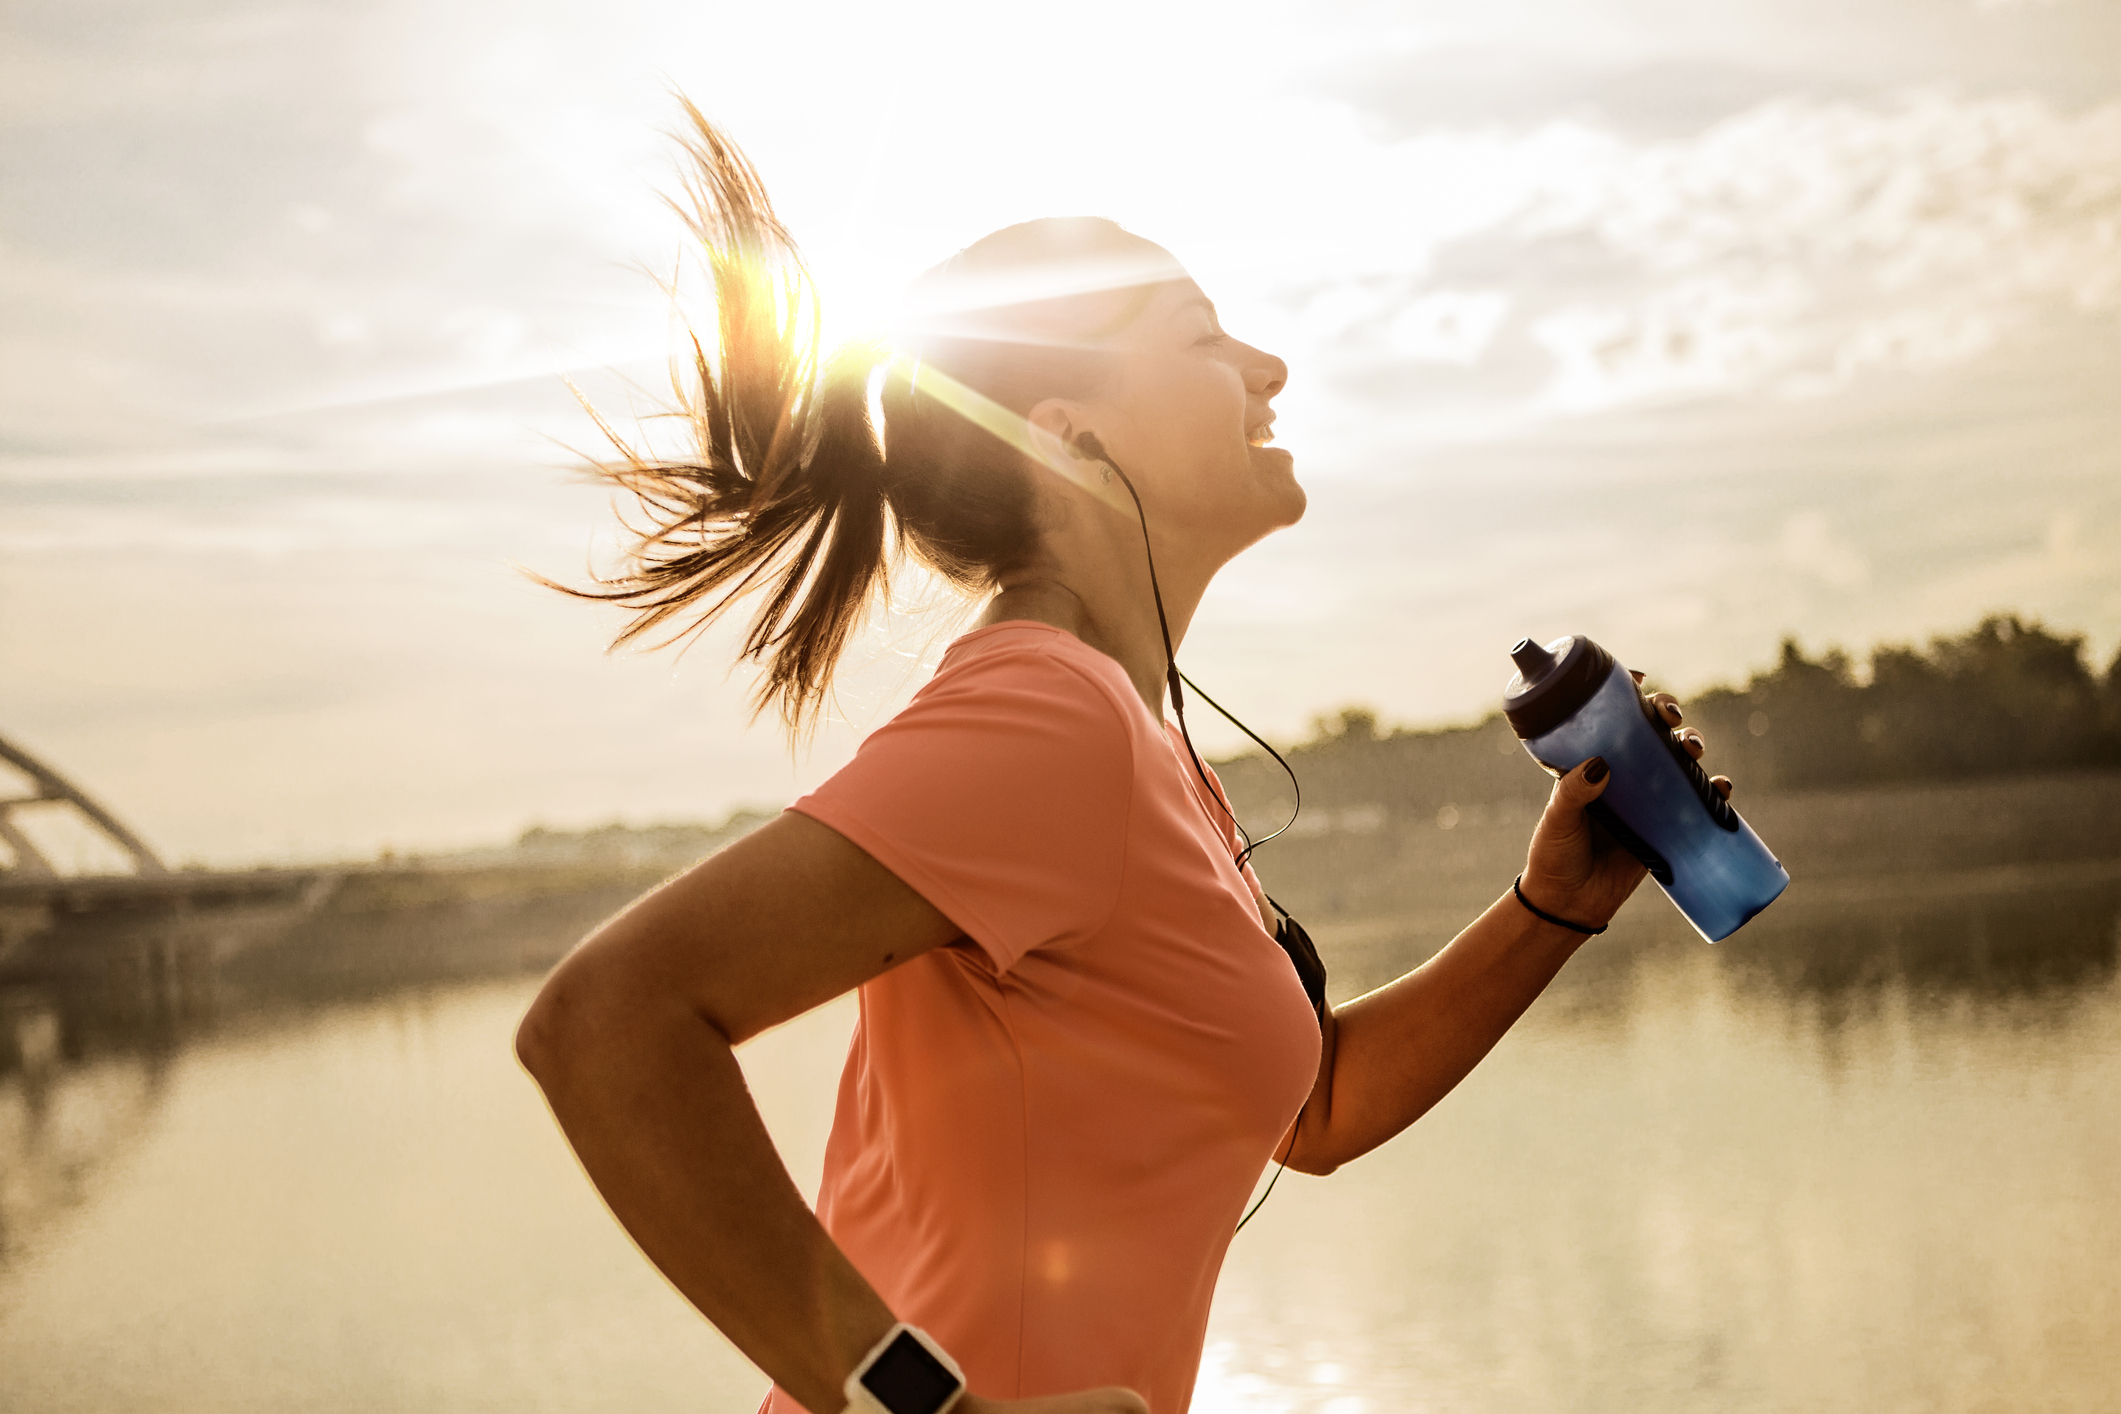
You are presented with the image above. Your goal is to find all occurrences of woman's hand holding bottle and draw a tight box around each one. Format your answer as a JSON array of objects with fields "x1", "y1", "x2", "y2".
[{"x1": 1518, "y1": 671, "x2": 1733, "y2": 934}]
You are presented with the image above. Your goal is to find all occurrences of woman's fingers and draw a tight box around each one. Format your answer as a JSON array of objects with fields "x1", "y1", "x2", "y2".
[
  {"x1": 1559, "y1": 754, "x2": 1612, "y2": 804},
  {"x1": 1524, "y1": 756, "x2": 1612, "y2": 890},
  {"x1": 1635, "y1": 676, "x2": 1719, "y2": 769},
  {"x1": 1636, "y1": 683, "x2": 1714, "y2": 767},
  {"x1": 1712, "y1": 774, "x2": 1733, "y2": 799}
]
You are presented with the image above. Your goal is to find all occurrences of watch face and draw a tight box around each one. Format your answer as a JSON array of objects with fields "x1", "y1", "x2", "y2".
[{"x1": 860, "y1": 1330, "x2": 960, "y2": 1414}]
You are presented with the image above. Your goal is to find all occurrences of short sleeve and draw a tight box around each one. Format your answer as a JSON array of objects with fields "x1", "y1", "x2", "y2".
[{"x1": 791, "y1": 640, "x2": 1137, "y2": 973}]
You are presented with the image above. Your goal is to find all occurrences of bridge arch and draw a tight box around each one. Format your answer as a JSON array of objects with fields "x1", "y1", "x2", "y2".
[{"x1": 0, "y1": 733, "x2": 168, "y2": 880}]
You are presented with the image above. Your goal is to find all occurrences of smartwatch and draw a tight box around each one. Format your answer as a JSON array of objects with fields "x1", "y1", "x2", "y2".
[{"x1": 842, "y1": 1323, "x2": 965, "y2": 1414}]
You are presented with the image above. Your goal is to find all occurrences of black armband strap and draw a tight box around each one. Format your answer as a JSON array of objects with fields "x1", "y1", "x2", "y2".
[{"x1": 1513, "y1": 875, "x2": 1607, "y2": 936}]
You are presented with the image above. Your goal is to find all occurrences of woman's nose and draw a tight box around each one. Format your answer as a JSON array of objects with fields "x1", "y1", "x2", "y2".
[{"x1": 1246, "y1": 345, "x2": 1288, "y2": 397}]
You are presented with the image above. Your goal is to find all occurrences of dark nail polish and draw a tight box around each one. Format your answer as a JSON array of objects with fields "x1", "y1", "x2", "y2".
[{"x1": 1584, "y1": 757, "x2": 1609, "y2": 784}]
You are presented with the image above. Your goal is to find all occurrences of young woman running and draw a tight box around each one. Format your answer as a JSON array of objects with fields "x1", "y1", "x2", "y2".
[{"x1": 515, "y1": 108, "x2": 1727, "y2": 1414}]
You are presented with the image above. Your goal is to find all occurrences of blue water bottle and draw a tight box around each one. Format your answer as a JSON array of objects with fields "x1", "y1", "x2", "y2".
[{"x1": 1503, "y1": 634, "x2": 1789, "y2": 942}]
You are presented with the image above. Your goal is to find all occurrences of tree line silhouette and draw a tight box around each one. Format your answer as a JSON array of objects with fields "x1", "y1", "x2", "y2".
[
  {"x1": 1216, "y1": 614, "x2": 2121, "y2": 825},
  {"x1": 1683, "y1": 614, "x2": 2121, "y2": 789}
]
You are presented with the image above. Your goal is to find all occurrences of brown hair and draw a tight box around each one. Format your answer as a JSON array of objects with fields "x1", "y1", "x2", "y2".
[{"x1": 552, "y1": 102, "x2": 1173, "y2": 735}]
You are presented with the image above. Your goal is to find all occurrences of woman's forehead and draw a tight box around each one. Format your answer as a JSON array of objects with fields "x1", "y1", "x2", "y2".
[
  {"x1": 907, "y1": 240, "x2": 1185, "y2": 320},
  {"x1": 898, "y1": 270, "x2": 1198, "y2": 352},
  {"x1": 1144, "y1": 278, "x2": 1213, "y2": 319}
]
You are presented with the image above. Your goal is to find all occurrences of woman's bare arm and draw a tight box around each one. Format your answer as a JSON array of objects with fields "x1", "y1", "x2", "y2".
[
  {"x1": 1281, "y1": 690, "x2": 1724, "y2": 1175},
  {"x1": 520, "y1": 811, "x2": 1152, "y2": 1414},
  {"x1": 515, "y1": 812, "x2": 957, "y2": 1413},
  {"x1": 1280, "y1": 881, "x2": 1592, "y2": 1174}
]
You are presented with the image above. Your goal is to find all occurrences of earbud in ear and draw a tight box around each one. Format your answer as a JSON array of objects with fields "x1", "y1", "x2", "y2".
[{"x1": 1070, "y1": 431, "x2": 1119, "y2": 487}]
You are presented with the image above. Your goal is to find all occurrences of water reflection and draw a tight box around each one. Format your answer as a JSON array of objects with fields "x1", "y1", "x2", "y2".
[
  {"x1": 1205, "y1": 879, "x2": 2121, "y2": 1414},
  {"x1": 0, "y1": 990, "x2": 170, "y2": 1270},
  {"x1": 1731, "y1": 878, "x2": 2121, "y2": 1003},
  {"x1": 0, "y1": 876, "x2": 2116, "y2": 1413}
]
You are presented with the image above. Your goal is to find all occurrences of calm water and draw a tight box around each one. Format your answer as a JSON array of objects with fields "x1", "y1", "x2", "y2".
[{"x1": 2, "y1": 892, "x2": 2117, "y2": 1413}]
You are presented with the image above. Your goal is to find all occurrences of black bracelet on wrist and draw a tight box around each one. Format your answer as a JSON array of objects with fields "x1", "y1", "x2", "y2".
[{"x1": 1513, "y1": 875, "x2": 1607, "y2": 935}]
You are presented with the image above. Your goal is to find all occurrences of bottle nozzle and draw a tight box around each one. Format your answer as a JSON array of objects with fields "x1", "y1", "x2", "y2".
[{"x1": 1510, "y1": 636, "x2": 1559, "y2": 684}]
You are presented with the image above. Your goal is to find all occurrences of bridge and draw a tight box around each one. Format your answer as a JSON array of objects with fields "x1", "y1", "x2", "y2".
[
  {"x1": 0, "y1": 731, "x2": 170, "y2": 882},
  {"x1": 0, "y1": 731, "x2": 340, "y2": 976}
]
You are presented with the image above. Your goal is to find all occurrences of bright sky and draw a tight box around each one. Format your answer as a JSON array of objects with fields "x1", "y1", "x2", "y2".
[{"x1": 4, "y1": 0, "x2": 2119, "y2": 867}]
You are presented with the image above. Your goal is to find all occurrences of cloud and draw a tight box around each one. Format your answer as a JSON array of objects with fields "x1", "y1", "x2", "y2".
[
  {"x1": 10, "y1": 2, "x2": 2114, "y2": 478},
  {"x1": 1279, "y1": 89, "x2": 2121, "y2": 432},
  {"x1": 1388, "y1": 291, "x2": 1513, "y2": 365},
  {"x1": 1331, "y1": 49, "x2": 1842, "y2": 142},
  {"x1": 1577, "y1": 90, "x2": 2119, "y2": 387},
  {"x1": 5, "y1": 0, "x2": 2120, "y2": 864},
  {"x1": 1527, "y1": 273, "x2": 1809, "y2": 411}
]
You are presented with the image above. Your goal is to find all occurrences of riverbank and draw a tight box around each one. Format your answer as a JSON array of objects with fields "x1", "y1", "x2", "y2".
[
  {"x1": 1275, "y1": 770, "x2": 2121, "y2": 1002},
  {"x1": 4, "y1": 768, "x2": 2115, "y2": 1050}
]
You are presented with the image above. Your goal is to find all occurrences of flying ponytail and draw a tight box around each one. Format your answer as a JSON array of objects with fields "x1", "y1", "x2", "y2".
[
  {"x1": 550, "y1": 103, "x2": 1170, "y2": 735},
  {"x1": 547, "y1": 102, "x2": 900, "y2": 735}
]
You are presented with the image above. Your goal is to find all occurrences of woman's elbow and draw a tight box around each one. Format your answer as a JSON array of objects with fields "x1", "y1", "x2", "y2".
[
  {"x1": 1284, "y1": 1140, "x2": 1343, "y2": 1178},
  {"x1": 1279, "y1": 1111, "x2": 1346, "y2": 1177},
  {"x1": 514, "y1": 975, "x2": 570, "y2": 1083},
  {"x1": 514, "y1": 942, "x2": 738, "y2": 1088},
  {"x1": 515, "y1": 957, "x2": 608, "y2": 1085}
]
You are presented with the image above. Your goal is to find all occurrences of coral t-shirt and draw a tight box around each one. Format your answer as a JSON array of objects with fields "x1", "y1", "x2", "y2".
[{"x1": 770, "y1": 621, "x2": 1321, "y2": 1413}]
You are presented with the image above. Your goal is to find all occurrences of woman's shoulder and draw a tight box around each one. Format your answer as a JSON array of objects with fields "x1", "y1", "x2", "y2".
[
  {"x1": 797, "y1": 622, "x2": 1145, "y2": 973},
  {"x1": 922, "y1": 621, "x2": 1145, "y2": 730}
]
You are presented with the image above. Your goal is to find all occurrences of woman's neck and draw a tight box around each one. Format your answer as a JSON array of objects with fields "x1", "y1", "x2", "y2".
[{"x1": 978, "y1": 531, "x2": 1211, "y2": 720}]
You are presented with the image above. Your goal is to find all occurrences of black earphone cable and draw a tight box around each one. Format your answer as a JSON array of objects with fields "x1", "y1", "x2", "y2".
[
  {"x1": 1074, "y1": 432, "x2": 1310, "y2": 1233},
  {"x1": 1073, "y1": 434, "x2": 1301, "y2": 868},
  {"x1": 1175, "y1": 670, "x2": 1304, "y2": 873},
  {"x1": 1235, "y1": 1101, "x2": 1303, "y2": 1233}
]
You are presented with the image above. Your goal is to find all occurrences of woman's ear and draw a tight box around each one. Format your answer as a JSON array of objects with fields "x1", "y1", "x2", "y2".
[
  {"x1": 1023, "y1": 405, "x2": 1074, "y2": 477},
  {"x1": 1028, "y1": 397, "x2": 1114, "y2": 468},
  {"x1": 1025, "y1": 397, "x2": 1128, "y2": 512},
  {"x1": 1026, "y1": 397, "x2": 1079, "y2": 454}
]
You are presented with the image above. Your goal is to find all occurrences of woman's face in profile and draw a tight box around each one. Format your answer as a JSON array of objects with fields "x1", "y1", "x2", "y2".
[{"x1": 1086, "y1": 272, "x2": 1303, "y2": 558}]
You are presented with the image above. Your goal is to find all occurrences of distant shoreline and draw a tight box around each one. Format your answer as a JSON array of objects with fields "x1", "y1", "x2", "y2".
[{"x1": 5, "y1": 767, "x2": 2114, "y2": 997}]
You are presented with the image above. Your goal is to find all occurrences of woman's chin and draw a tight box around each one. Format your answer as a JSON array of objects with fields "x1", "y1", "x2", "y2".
[{"x1": 1251, "y1": 444, "x2": 1305, "y2": 523}]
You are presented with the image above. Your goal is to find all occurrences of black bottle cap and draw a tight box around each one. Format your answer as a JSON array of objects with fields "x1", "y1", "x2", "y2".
[
  {"x1": 1503, "y1": 634, "x2": 1617, "y2": 740},
  {"x1": 1509, "y1": 637, "x2": 1558, "y2": 681}
]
